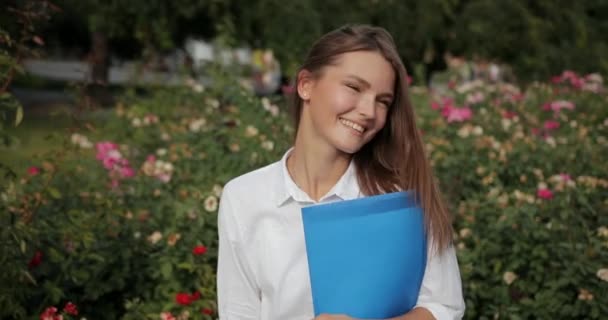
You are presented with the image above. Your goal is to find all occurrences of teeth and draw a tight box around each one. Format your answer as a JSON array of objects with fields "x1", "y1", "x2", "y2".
[{"x1": 339, "y1": 118, "x2": 365, "y2": 133}]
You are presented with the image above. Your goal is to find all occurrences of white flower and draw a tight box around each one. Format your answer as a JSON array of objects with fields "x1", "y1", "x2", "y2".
[
  {"x1": 261, "y1": 140, "x2": 274, "y2": 151},
  {"x1": 132, "y1": 118, "x2": 142, "y2": 127},
  {"x1": 147, "y1": 231, "x2": 162, "y2": 244},
  {"x1": 598, "y1": 227, "x2": 608, "y2": 238},
  {"x1": 71, "y1": 133, "x2": 93, "y2": 149},
  {"x1": 193, "y1": 83, "x2": 204, "y2": 92},
  {"x1": 269, "y1": 105, "x2": 280, "y2": 117},
  {"x1": 596, "y1": 268, "x2": 608, "y2": 282},
  {"x1": 459, "y1": 228, "x2": 472, "y2": 239},
  {"x1": 161, "y1": 132, "x2": 171, "y2": 141},
  {"x1": 261, "y1": 97, "x2": 271, "y2": 111},
  {"x1": 156, "y1": 148, "x2": 167, "y2": 156},
  {"x1": 204, "y1": 195, "x2": 218, "y2": 212},
  {"x1": 503, "y1": 271, "x2": 517, "y2": 285},
  {"x1": 212, "y1": 184, "x2": 223, "y2": 197},
  {"x1": 472, "y1": 126, "x2": 484, "y2": 136},
  {"x1": 189, "y1": 118, "x2": 207, "y2": 132},
  {"x1": 245, "y1": 125, "x2": 259, "y2": 137},
  {"x1": 206, "y1": 98, "x2": 220, "y2": 109},
  {"x1": 457, "y1": 125, "x2": 471, "y2": 138}
]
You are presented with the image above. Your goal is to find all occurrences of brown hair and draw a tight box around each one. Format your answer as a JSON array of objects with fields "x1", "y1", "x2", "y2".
[{"x1": 292, "y1": 24, "x2": 453, "y2": 253}]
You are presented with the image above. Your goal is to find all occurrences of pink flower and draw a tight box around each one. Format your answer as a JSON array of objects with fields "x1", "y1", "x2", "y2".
[
  {"x1": 502, "y1": 111, "x2": 518, "y2": 119},
  {"x1": 40, "y1": 307, "x2": 62, "y2": 320},
  {"x1": 543, "y1": 120, "x2": 560, "y2": 131},
  {"x1": 146, "y1": 155, "x2": 156, "y2": 163},
  {"x1": 531, "y1": 128, "x2": 541, "y2": 136},
  {"x1": 559, "y1": 173, "x2": 572, "y2": 181},
  {"x1": 547, "y1": 100, "x2": 575, "y2": 113},
  {"x1": 160, "y1": 312, "x2": 176, "y2": 320},
  {"x1": 443, "y1": 106, "x2": 473, "y2": 123},
  {"x1": 537, "y1": 188, "x2": 554, "y2": 200},
  {"x1": 430, "y1": 101, "x2": 441, "y2": 110},
  {"x1": 95, "y1": 142, "x2": 119, "y2": 160},
  {"x1": 28, "y1": 166, "x2": 41, "y2": 176},
  {"x1": 63, "y1": 302, "x2": 78, "y2": 316},
  {"x1": 120, "y1": 167, "x2": 136, "y2": 178}
]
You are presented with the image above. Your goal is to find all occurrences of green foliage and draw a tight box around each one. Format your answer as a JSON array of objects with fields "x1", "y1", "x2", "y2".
[
  {"x1": 0, "y1": 70, "x2": 291, "y2": 319},
  {"x1": 1, "y1": 1, "x2": 58, "y2": 180},
  {"x1": 1, "y1": 64, "x2": 607, "y2": 318},
  {"x1": 414, "y1": 76, "x2": 608, "y2": 318}
]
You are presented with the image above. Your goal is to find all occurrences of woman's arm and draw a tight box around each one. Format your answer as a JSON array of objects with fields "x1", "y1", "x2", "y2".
[
  {"x1": 412, "y1": 244, "x2": 465, "y2": 319},
  {"x1": 217, "y1": 186, "x2": 261, "y2": 319}
]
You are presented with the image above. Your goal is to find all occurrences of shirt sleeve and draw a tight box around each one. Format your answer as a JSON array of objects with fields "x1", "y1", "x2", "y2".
[
  {"x1": 414, "y1": 244, "x2": 466, "y2": 320},
  {"x1": 217, "y1": 187, "x2": 261, "y2": 320}
]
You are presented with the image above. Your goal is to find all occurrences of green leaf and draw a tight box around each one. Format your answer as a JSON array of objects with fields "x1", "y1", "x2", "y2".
[
  {"x1": 14, "y1": 105, "x2": 23, "y2": 126},
  {"x1": 47, "y1": 187, "x2": 62, "y2": 199}
]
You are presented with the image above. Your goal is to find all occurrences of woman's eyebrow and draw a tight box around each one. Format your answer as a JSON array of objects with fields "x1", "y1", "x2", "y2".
[{"x1": 345, "y1": 74, "x2": 394, "y2": 99}]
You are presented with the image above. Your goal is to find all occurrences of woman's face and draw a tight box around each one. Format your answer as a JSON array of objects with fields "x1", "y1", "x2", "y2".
[{"x1": 298, "y1": 50, "x2": 395, "y2": 154}]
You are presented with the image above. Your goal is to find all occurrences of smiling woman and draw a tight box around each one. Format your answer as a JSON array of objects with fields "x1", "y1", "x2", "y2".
[{"x1": 217, "y1": 24, "x2": 465, "y2": 320}]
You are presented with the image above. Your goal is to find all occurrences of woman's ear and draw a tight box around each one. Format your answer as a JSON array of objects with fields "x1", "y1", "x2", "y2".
[{"x1": 297, "y1": 69, "x2": 314, "y2": 101}]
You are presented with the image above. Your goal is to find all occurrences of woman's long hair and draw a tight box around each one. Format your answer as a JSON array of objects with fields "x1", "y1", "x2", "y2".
[{"x1": 291, "y1": 24, "x2": 453, "y2": 253}]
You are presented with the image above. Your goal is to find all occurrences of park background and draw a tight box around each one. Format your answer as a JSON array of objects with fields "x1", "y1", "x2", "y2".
[{"x1": 1, "y1": 0, "x2": 607, "y2": 319}]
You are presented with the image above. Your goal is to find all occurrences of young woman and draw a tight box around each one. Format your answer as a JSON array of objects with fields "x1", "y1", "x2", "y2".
[{"x1": 217, "y1": 25, "x2": 465, "y2": 320}]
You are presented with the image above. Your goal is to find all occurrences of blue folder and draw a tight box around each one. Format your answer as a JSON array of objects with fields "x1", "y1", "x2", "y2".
[{"x1": 301, "y1": 191, "x2": 427, "y2": 319}]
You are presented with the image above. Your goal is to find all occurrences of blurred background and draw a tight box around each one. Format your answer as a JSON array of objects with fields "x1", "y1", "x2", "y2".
[{"x1": 1, "y1": 1, "x2": 607, "y2": 319}]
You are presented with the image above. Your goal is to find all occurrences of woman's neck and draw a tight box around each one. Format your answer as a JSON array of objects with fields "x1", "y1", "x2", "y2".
[{"x1": 287, "y1": 138, "x2": 351, "y2": 202}]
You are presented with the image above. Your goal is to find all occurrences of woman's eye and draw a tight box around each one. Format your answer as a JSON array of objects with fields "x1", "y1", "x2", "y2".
[
  {"x1": 345, "y1": 84, "x2": 360, "y2": 92},
  {"x1": 378, "y1": 100, "x2": 391, "y2": 108}
]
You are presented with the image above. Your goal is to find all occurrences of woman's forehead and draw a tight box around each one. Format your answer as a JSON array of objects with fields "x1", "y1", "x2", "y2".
[{"x1": 324, "y1": 52, "x2": 395, "y2": 90}]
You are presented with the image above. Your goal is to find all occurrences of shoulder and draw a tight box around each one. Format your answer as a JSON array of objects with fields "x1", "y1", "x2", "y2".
[{"x1": 221, "y1": 160, "x2": 282, "y2": 207}]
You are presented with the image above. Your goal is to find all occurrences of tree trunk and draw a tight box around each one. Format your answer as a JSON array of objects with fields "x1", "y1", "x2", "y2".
[{"x1": 89, "y1": 31, "x2": 109, "y2": 85}]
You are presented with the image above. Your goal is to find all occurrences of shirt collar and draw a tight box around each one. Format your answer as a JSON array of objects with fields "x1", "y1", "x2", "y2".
[{"x1": 274, "y1": 148, "x2": 361, "y2": 207}]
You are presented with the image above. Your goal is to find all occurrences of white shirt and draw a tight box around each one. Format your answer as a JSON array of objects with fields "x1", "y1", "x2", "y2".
[{"x1": 217, "y1": 149, "x2": 465, "y2": 320}]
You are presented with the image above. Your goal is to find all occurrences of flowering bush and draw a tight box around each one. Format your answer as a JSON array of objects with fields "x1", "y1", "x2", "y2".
[
  {"x1": 1, "y1": 69, "x2": 606, "y2": 319},
  {"x1": 1, "y1": 73, "x2": 291, "y2": 319},
  {"x1": 419, "y1": 71, "x2": 608, "y2": 318}
]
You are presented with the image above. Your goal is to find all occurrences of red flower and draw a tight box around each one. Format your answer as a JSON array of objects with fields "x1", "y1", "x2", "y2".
[
  {"x1": 40, "y1": 306, "x2": 62, "y2": 320},
  {"x1": 28, "y1": 166, "x2": 41, "y2": 176},
  {"x1": 28, "y1": 251, "x2": 43, "y2": 269},
  {"x1": 176, "y1": 291, "x2": 201, "y2": 305},
  {"x1": 176, "y1": 293, "x2": 192, "y2": 305},
  {"x1": 537, "y1": 188, "x2": 554, "y2": 200},
  {"x1": 63, "y1": 302, "x2": 78, "y2": 316},
  {"x1": 192, "y1": 245, "x2": 207, "y2": 255},
  {"x1": 202, "y1": 308, "x2": 214, "y2": 315},
  {"x1": 191, "y1": 291, "x2": 201, "y2": 301}
]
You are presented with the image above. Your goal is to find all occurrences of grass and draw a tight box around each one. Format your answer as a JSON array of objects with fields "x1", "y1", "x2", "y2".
[{"x1": 0, "y1": 104, "x2": 107, "y2": 175}]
